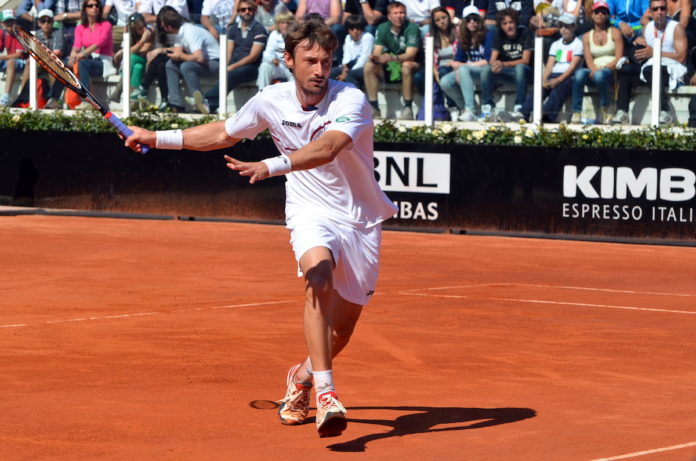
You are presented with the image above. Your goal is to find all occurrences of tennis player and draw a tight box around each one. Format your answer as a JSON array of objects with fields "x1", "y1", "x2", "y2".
[{"x1": 124, "y1": 18, "x2": 397, "y2": 437}]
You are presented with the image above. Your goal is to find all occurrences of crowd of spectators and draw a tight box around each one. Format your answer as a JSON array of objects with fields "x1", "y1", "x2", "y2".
[{"x1": 0, "y1": 0, "x2": 695, "y2": 125}]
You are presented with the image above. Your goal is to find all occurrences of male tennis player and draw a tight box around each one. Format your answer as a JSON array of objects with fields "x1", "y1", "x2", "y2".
[{"x1": 124, "y1": 19, "x2": 397, "y2": 438}]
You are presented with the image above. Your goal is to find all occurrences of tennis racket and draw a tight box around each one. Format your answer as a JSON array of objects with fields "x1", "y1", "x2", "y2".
[{"x1": 12, "y1": 24, "x2": 149, "y2": 153}]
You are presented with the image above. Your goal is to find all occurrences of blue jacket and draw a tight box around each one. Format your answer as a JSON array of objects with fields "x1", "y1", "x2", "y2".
[
  {"x1": 607, "y1": 0, "x2": 650, "y2": 30},
  {"x1": 16, "y1": 0, "x2": 56, "y2": 16}
]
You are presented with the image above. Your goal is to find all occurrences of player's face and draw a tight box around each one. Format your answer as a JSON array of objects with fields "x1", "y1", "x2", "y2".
[
  {"x1": 285, "y1": 40, "x2": 332, "y2": 101},
  {"x1": 388, "y1": 6, "x2": 406, "y2": 28},
  {"x1": 500, "y1": 16, "x2": 516, "y2": 38}
]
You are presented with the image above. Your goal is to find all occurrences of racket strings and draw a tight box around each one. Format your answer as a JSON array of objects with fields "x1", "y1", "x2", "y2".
[{"x1": 12, "y1": 25, "x2": 81, "y2": 89}]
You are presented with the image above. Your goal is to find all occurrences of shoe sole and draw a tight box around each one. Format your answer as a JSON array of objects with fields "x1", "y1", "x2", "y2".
[{"x1": 317, "y1": 411, "x2": 347, "y2": 437}]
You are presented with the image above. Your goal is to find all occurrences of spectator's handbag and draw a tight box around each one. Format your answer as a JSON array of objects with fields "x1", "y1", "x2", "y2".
[{"x1": 64, "y1": 61, "x2": 83, "y2": 109}]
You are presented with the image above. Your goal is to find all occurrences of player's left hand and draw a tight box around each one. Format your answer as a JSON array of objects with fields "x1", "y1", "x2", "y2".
[{"x1": 224, "y1": 155, "x2": 270, "y2": 184}]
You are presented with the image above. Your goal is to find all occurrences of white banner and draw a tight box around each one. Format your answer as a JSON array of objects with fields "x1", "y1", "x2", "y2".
[{"x1": 374, "y1": 151, "x2": 451, "y2": 194}]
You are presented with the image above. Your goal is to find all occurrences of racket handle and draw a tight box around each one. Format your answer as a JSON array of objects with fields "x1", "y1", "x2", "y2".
[{"x1": 105, "y1": 112, "x2": 150, "y2": 154}]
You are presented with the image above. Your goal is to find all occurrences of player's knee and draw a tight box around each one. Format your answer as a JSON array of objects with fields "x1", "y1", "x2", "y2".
[{"x1": 304, "y1": 266, "x2": 333, "y2": 301}]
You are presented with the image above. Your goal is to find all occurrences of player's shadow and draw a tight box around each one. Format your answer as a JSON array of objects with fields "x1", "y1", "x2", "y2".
[{"x1": 326, "y1": 405, "x2": 536, "y2": 452}]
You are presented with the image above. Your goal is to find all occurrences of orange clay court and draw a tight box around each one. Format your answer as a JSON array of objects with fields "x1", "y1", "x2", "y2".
[{"x1": 0, "y1": 214, "x2": 695, "y2": 461}]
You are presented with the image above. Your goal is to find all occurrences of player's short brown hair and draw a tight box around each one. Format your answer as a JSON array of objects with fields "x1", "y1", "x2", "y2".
[{"x1": 284, "y1": 18, "x2": 338, "y2": 59}]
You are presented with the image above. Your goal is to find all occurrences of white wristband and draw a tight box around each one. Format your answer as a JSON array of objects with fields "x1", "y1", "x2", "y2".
[
  {"x1": 155, "y1": 129, "x2": 183, "y2": 150},
  {"x1": 261, "y1": 154, "x2": 292, "y2": 176}
]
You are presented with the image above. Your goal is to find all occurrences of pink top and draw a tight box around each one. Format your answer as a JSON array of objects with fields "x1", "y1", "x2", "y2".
[{"x1": 73, "y1": 21, "x2": 113, "y2": 56}]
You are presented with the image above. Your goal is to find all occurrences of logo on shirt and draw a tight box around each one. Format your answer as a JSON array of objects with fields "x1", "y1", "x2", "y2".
[
  {"x1": 282, "y1": 120, "x2": 302, "y2": 128},
  {"x1": 335, "y1": 116, "x2": 351, "y2": 122}
]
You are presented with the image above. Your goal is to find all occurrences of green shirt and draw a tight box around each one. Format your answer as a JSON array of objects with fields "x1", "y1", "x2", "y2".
[{"x1": 374, "y1": 20, "x2": 422, "y2": 55}]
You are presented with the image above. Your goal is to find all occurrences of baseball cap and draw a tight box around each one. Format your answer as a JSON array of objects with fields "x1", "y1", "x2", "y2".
[
  {"x1": 558, "y1": 12, "x2": 577, "y2": 25},
  {"x1": 592, "y1": 1, "x2": 610, "y2": 12},
  {"x1": 1, "y1": 9, "x2": 16, "y2": 22},
  {"x1": 462, "y1": 4, "x2": 480, "y2": 17},
  {"x1": 37, "y1": 9, "x2": 54, "y2": 19}
]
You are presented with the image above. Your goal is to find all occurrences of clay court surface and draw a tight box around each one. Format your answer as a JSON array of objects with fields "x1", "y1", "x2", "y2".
[{"x1": 1, "y1": 214, "x2": 695, "y2": 460}]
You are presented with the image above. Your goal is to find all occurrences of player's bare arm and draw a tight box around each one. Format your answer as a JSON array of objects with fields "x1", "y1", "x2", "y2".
[
  {"x1": 225, "y1": 131, "x2": 352, "y2": 184},
  {"x1": 125, "y1": 121, "x2": 241, "y2": 153}
]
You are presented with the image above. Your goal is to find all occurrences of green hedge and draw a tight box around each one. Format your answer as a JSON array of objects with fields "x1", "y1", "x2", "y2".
[{"x1": 3, "y1": 108, "x2": 696, "y2": 151}]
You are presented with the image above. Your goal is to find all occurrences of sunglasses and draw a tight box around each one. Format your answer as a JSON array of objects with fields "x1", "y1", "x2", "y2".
[
  {"x1": 85, "y1": 3, "x2": 100, "y2": 7},
  {"x1": 238, "y1": 6, "x2": 255, "y2": 12},
  {"x1": 465, "y1": 15, "x2": 480, "y2": 22},
  {"x1": 651, "y1": 5, "x2": 666, "y2": 11},
  {"x1": 559, "y1": 22, "x2": 575, "y2": 28},
  {"x1": 38, "y1": 17, "x2": 54, "y2": 22},
  {"x1": 593, "y1": 9, "x2": 609, "y2": 14}
]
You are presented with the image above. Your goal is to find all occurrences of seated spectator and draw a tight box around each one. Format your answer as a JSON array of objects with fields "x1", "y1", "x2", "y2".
[
  {"x1": 201, "y1": 0, "x2": 235, "y2": 40},
  {"x1": 331, "y1": 14, "x2": 373, "y2": 89},
  {"x1": 114, "y1": 13, "x2": 154, "y2": 101},
  {"x1": 607, "y1": 0, "x2": 649, "y2": 42},
  {"x1": 256, "y1": 12, "x2": 294, "y2": 89},
  {"x1": 442, "y1": 0, "x2": 488, "y2": 20},
  {"x1": 570, "y1": 1, "x2": 622, "y2": 123},
  {"x1": 414, "y1": 6, "x2": 458, "y2": 120},
  {"x1": 343, "y1": 0, "x2": 389, "y2": 34},
  {"x1": 520, "y1": 13, "x2": 583, "y2": 122},
  {"x1": 613, "y1": 0, "x2": 687, "y2": 124},
  {"x1": 640, "y1": 0, "x2": 695, "y2": 47},
  {"x1": 439, "y1": 4, "x2": 495, "y2": 121},
  {"x1": 363, "y1": 1, "x2": 422, "y2": 119},
  {"x1": 104, "y1": 0, "x2": 149, "y2": 53},
  {"x1": 139, "y1": 6, "x2": 180, "y2": 109},
  {"x1": 203, "y1": 0, "x2": 267, "y2": 114},
  {"x1": 68, "y1": 0, "x2": 116, "y2": 110},
  {"x1": 0, "y1": 10, "x2": 27, "y2": 107},
  {"x1": 54, "y1": 0, "x2": 83, "y2": 57},
  {"x1": 141, "y1": 0, "x2": 190, "y2": 24},
  {"x1": 486, "y1": 0, "x2": 534, "y2": 28},
  {"x1": 160, "y1": 7, "x2": 219, "y2": 112},
  {"x1": 295, "y1": 0, "x2": 344, "y2": 63},
  {"x1": 255, "y1": 0, "x2": 292, "y2": 32},
  {"x1": 485, "y1": 8, "x2": 533, "y2": 122},
  {"x1": 15, "y1": 0, "x2": 55, "y2": 30},
  {"x1": 36, "y1": 9, "x2": 66, "y2": 108},
  {"x1": 400, "y1": 0, "x2": 441, "y2": 35}
]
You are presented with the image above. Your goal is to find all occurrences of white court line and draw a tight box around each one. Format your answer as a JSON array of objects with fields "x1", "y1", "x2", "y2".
[
  {"x1": 404, "y1": 283, "x2": 696, "y2": 299},
  {"x1": 0, "y1": 300, "x2": 294, "y2": 330},
  {"x1": 590, "y1": 440, "x2": 696, "y2": 460},
  {"x1": 407, "y1": 292, "x2": 696, "y2": 316}
]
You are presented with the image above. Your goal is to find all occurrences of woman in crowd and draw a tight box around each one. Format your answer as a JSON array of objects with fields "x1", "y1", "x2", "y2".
[
  {"x1": 571, "y1": 1, "x2": 623, "y2": 123},
  {"x1": 113, "y1": 13, "x2": 154, "y2": 102},
  {"x1": 439, "y1": 4, "x2": 495, "y2": 121},
  {"x1": 68, "y1": 0, "x2": 115, "y2": 109}
]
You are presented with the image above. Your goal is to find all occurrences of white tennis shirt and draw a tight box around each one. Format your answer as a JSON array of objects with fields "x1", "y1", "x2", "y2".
[{"x1": 225, "y1": 80, "x2": 398, "y2": 227}]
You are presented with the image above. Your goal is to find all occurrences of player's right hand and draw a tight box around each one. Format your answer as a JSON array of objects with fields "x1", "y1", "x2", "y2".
[
  {"x1": 124, "y1": 126, "x2": 157, "y2": 154},
  {"x1": 224, "y1": 155, "x2": 270, "y2": 184}
]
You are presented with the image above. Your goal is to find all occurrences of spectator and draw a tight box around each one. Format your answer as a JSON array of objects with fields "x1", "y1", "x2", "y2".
[
  {"x1": 54, "y1": 0, "x2": 82, "y2": 57},
  {"x1": 201, "y1": 0, "x2": 235, "y2": 40},
  {"x1": 442, "y1": 0, "x2": 487, "y2": 19},
  {"x1": 331, "y1": 14, "x2": 373, "y2": 89},
  {"x1": 68, "y1": 0, "x2": 116, "y2": 110},
  {"x1": 255, "y1": 0, "x2": 292, "y2": 32},
  {"x1": 486, "y1": 8, "x2": 533, "y2": 122},
  {"x1": 414, "y1": 6, "x2": 458, "y2": 120},
  {"x1": 607, "y1": 0, "x2": 649, "y2": 41},
  {"x1": 15, "y1": 0, "x2": 56, "y2": 30},
  {"x1": 363, "y1": 1, "x2": 422, "y2": 119},
  {"x1": 160, "y1": 7, "x2": 219, "y2": 112},
  {"x1": 113, "y1": 13, "x2": 154, "y2": 101},
  {"x1": 343, "y1": 0, "x2": 389, "y2": 34},
  {"x1": 439, "y1": 4, "x2": 495, "y2": 121},
  {"x1": 400, "y1": 0, "x2": 441, "y2": 35},
  {"x1": 139, "y1": 6, "x2": 180, "y2": 109},
  {"x1": 613, "y1": 0, "x2": 687, "y2": 124},
  {"x1": 640, "y1": 0, "x2": 695, "y2": 47},
  {"x1": 570, "y1": 1, "x2": 622, "y2": 123},
  {"x1": 257, "y1": 12, "x2": 294, "y2": 89},
  {"x1": 0, "y1": 10, "x2": 28, "y2": 107},
  {"x1": 485, "y1": 0, "x2": 534, "y2": 28},
  {"x1": 141, "y1": 0, "x2": 190, "y2": 24},
  {"x1": 520, "y1": 13, "x2": 583, "y2": 122},
  {"x1": 103, "y1": 0, "x2": 149, "y2": 53},
  {"x1": 295, "y1": 0, "x2": 344, "y2": 64},
  {"x1": 203, "y1": 0, "x2": 267, "y2": 114},
  {"x1": 36, "y1": 9, "x2": 66, "y2": 108}
]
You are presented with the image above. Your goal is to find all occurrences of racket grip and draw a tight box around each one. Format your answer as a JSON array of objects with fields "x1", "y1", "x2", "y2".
[{"x1": 105, "y1": 112, "x2": 150, "y2": 154}]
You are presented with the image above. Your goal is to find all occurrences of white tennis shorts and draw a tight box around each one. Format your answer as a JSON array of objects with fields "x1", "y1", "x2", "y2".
[{"x1": 287, "y1": 214, "x2": 382, "y2": 306}]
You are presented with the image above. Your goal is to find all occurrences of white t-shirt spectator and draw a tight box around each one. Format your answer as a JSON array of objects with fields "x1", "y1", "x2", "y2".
[
  {"x1": 201, "y1": 0, "x2": 235, "y2": 30},
  {"x1": 342, "y1": 32, "x2": 374, "y2": 70},
  {"x1": 178, "y1": 22, "x2": 220, "y2": 60},
  {"x1": 549, "y1": 36, "x2": 583, "y2": 73},
  {"x1": 399, "y1": 0, "x2": 440, "y2": 22},
  {"x1": 224, "y1": 80, "x2": 397, "y2": 227},
  {"x1": 106, "y1": 0, "x2": 151, "y2": 25},
  {"x1": 140, "y1": 0, "x2": 190, "y2": 18}
]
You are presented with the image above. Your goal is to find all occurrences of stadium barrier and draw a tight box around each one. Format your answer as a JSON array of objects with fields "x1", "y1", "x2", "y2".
[{"x1": 1, "y1": 130, "x2": 695, "y2": 243}]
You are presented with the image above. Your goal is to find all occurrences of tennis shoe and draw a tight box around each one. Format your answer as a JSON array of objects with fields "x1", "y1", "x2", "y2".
[
  {"x1": 316, "y1": 391, "x2": 347, "y2": 437},
  {"x1": 277, "y1": 364, "x2": 312, "y2": 425},
  {"x1": 193, "y1": 90, "x2": 209, "y2": 115}
]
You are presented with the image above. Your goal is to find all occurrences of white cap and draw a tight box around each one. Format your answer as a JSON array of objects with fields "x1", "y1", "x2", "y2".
[
  {"x1": 37, "y1": 9, "x2": 54, "y2": 19},
  {"x1": 462, "y1": 4, "x2": 480, "y2": 17},
  {"x1": 558, "y1": 12, "x2": 577, "y2": 24}
]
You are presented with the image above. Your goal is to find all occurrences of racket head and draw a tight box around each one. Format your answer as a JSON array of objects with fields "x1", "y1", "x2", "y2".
[{"x1": 12, "y1": 24, "x2": 84, "y2": 94}]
